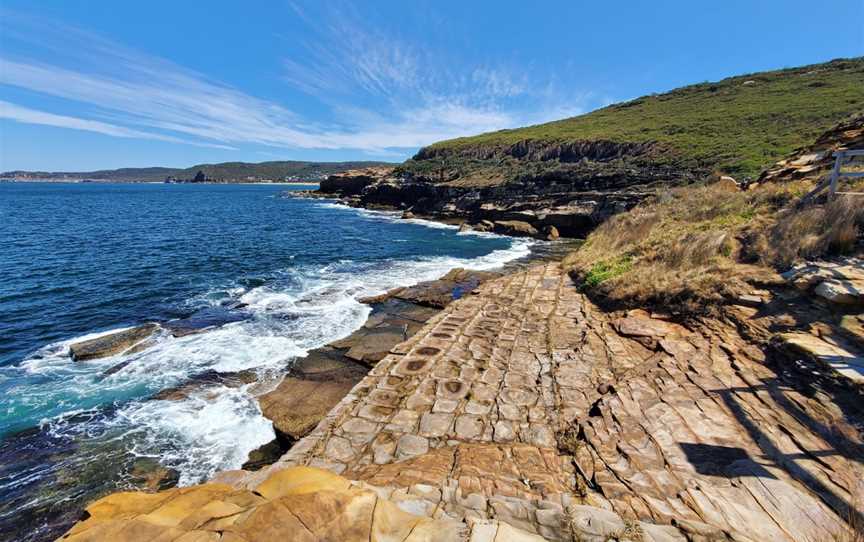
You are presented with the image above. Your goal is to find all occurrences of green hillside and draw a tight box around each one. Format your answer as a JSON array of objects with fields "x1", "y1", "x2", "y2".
[{"x1": 419, "y1": 58, "x2": 864, "y2": 178}]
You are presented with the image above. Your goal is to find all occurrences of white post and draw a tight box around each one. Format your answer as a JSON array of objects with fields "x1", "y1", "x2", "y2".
[{"x1": 829, "y1": 151, "x2": 843, "y2": 200}]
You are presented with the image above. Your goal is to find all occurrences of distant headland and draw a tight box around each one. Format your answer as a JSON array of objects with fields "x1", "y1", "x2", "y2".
[{"x1": 0, "y1": 160, "x2": 394, "y2": 184}]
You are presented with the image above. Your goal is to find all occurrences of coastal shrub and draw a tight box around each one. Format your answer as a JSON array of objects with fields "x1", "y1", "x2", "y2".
[{"x1": 563, "y1": 181, "x2": 814, "y2": 314}]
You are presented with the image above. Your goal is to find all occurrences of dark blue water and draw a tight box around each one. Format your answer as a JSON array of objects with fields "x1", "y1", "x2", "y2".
[{"x1": 0, "y1": 182, "x2": 530, "y2": 541}]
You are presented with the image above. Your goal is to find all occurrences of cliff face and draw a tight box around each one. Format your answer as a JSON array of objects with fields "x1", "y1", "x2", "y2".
[
  {"x1": 413, "y1": 138, "x2": 661, "y2": 164},
  {"x1": 315, "y1": 147, "x2": 693, "y2": 238}
]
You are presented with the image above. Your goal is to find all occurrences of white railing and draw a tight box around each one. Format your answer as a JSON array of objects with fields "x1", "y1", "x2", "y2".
[{"x1": 829, "y1": 149, "x2": 864, "y2": 198}]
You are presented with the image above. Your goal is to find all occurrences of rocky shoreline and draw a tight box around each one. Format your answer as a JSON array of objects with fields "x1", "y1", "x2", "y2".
[
  {"x1": 245, "y1": 267, "x2": 504, "y2": 469},
  {"x1": 62, "y1": 260, "x2": 864, "y2": 541},
  {"x1": 3, "y1": 224, "x2": 550, "y2": 542},
  {"x1": 50, "y1": 166, "x2": 864, "y2": 541},
  {"x1": 288, "y1": 166, "x2": 615, "y2": 240}
]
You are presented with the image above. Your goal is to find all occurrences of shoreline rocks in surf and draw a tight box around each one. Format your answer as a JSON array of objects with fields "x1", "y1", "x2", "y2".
[
  {"x1": 2, "y1": 183, "x2": 538, "y2": 542},
  {"x1": 69, "y1": 324, "x2": 160, "y2": 361},
  {"x1": 246, "y1": 267, "x2": 501, "y2": 470},
  {"x1": 290, "y1": 165, "x2": 631, "y2": 239}
]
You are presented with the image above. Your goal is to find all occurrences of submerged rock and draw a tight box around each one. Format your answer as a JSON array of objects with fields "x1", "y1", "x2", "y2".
[
  {"x1": 128, "y1": 458, "x2": 180, "y2": 492},
  {"x1": 150, "y1": 370, "x2": 258, "y2": 401},
  {"x1": 69, "y1": 324, "x2": 159, "y2": 361}
]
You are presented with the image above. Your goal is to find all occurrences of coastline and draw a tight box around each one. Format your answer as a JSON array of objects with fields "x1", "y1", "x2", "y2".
[
  {"x1": 68, "y1": 258, "x2": 864, "y2": 541},
  {"x1": 133, "y1": 211, "x2": 570, "y2": 475},
  {"x1": 1, "y1": 193, "x2": 553, "y2": 542},
  {"x1": 225, "y1": 194, "x2": 582, "y2": 470},
  {"x1": 219, "y1": 200, "x2": 578, "y2": 472},
  {"x1": 49, "y1": 184, "x2": 864, "y2": 541},
  {"x1": 1, "y1": 179, "x2": 321, "y2": 185}
]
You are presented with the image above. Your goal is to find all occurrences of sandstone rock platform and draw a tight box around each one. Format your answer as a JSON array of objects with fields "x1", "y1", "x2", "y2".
[{"x1": 63, "y1": 263, "x2": 864, "y2": 541}]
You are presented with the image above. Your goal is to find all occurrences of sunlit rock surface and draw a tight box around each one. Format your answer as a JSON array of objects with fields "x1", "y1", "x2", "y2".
[{"x1": 63, "y1": 263, "x2": 864, "y2": 541}]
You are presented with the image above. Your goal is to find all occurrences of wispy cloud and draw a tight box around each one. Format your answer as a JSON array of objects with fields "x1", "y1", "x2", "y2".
[
  {"x1": 0, "y1": 100, "x2": 235, "y2": 149},
  {"x1": 0, "y1": 7, "x2": 592, "y2": 157},
  {"x1": 279, "y1": 2, "x2": 591, "y2": 144}
]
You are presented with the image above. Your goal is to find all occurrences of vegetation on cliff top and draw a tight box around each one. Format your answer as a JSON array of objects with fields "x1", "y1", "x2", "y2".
[{"x1": 420, "y1": 58, "x2": 864, "y2": 178}]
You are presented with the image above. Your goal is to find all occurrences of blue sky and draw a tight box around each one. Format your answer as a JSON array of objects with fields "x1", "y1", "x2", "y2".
[{"x1": 0, "y1": 0, "x2": 862, "y2": 171}]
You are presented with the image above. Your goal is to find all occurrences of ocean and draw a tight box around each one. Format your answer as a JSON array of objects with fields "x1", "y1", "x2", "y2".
[{"x1": 0, "y1": 182, "x2": 535, "y2": 541}]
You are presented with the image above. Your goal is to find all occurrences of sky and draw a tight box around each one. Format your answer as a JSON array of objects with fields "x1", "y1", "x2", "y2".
[{"x1": 0, "y1": 0, "x2": 862, "y2": 171}]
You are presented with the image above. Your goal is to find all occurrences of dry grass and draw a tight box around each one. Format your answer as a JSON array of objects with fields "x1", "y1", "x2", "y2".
[
  {"x1": 752, "y1": 196, "x2": 864, "y2": 267},
  {"x1": 563, "y1": 180, "x2": 863, "y2": 315}
]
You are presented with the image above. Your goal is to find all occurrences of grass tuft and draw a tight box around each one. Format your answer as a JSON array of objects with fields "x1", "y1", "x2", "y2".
[{"x1": 582, "y1": 256, "x2": 633, "y2": 289}]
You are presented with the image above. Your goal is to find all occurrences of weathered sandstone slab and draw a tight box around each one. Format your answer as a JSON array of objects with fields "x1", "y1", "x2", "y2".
[
  {"x1": 782, "y1": 258, "x2": 864, "y2": 306},
  {"x1": 780, "y1": 332, "x2": 864, "y2": 383},
  {"x1": 258, "y1": 350, "x2": 367, "y2": 439},
  {"x1": 70, "y1": 324, "x2": 159, "y2": 361},
  {"x1": 362, "y1": 269, "x2": 502, "y2": 310},
  {"x1": 59, "y1": 467, "x2": 468, "y2": 541}
]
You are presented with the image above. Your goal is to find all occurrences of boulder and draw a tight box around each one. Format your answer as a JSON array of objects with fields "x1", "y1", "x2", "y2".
[
  {"x1": 613, "y1": 311, "x2": 689, "y2": 349},
  {"x1": 814, "y1": 279, "x2": 864, "y2": 305},
  {"x1": 544, "y1": 225, "x2": 560, "y2": 240},
  {"x1": 457, "y1": 223, "x2": 472, "y2": 233},
  {"x1": 781, "y1": 259, "x2": 864, "y2": 295},
  {"x1": 715, "y1": 175, "x2": 740, "y2": 191},
  {"x1": 735, "y1": 293, "x2": 764, "y2": 307},
  {"x1": 492, "y1": 220, "x2": 539, "y2": 238},
  {"x1": 401, "y1": 210, "x2": 416, "y2": 219},
  {"x1": 70, "y1": 324, "x2": 159, "y2": 361}
]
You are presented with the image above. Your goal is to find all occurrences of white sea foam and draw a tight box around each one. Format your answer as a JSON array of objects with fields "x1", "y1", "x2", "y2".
[
  {"x1": 110, "y1": 385, "x2": 274, "y2": 485},
  {"x1": 15, "y1": 204, "x2": 534, "y2": 485}
]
